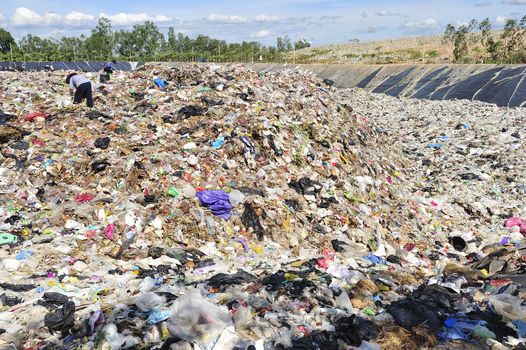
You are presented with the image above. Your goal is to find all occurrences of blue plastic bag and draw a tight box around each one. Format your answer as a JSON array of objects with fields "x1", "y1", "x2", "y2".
[
  {"x1": 196, "y1": 190, "x2": 233, "y2": 220},
  {"x1": 154, "y1": 78, "x2": 167, "y2": 90},
  {"x1": 363, "y1": 253, "x2": 387, "y2": 266},
  {"x1": 211, "y1": 136, "x2": 225, "y2": 149},
  {"x1": 147, "y1": 310, "x2": 173, "y2": 325},
  {"x1": 439, "y1": 313, "x2": 491, "y2": 341}
]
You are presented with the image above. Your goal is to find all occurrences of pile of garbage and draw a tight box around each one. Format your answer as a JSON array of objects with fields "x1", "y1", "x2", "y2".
[{"x1": 0, "y1": 64, "x2": 525, "y2": 350}]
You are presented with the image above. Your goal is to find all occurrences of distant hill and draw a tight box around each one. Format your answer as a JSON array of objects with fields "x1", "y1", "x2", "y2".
[{"x1": 290, "y1": 35, "x2": 454, "y2": 64}]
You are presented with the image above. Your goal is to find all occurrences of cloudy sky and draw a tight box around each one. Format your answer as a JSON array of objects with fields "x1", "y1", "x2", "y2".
[{"x1": 0, "y1": 0, "x2": 525, "y2": 45}]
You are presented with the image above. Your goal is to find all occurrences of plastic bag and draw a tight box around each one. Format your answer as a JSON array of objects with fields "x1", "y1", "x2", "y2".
[
  {"x1": 387, "y1": 299, "x2": 443, "y2": 331},
  {"x1": 40, "y1": 293, "x2": 76, "y2": 336},
  {"x1": 196, "y1": 190, "x2": 233, "y2": 220},
  {"x1": 488, "y1": 294, "x2": 526, "y2": 320},
  {"x1": 241, "y1": 203, "x2": 265, "y2": 240},
  {"x1": 167, "y1": 292, "x2": 232, "y2": 347},
  {"x1": 94, "y1": 137, "x2": 111, "y2": 149},
  {"x1": 205, "y1": 270, "x2": 256, "y2": 289}
]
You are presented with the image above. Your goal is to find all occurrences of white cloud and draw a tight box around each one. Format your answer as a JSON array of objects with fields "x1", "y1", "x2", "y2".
[
  {"x1": 207, "y1": 14, "x2": 247, "y2": 23},
  {"x1": 361, "y1": 11, "x2": 368, "y2": 18},
  {"x1": 100, "y1": 13, "x2": 172, "y2": 26},
  {"x1": 156, "y1": 15, "x2": 172, "y2": 22},
  {"x1": 255, "y1": 14, "x2": 280, "y2": 22},
  {"x1": 251, "y1": 29, "x2": 273, "y2": 38},
  {"x1": 0, "y1": 13, "x2": 5, "y2": 23},
  {"x1": 502, "y1": 0, "x2": 526, "y2": 4},
  {"x1": 403, "y1": 18, "x2": 438, "y2": 30},
  {"x1": 64, "y1": 11, "x2": 95, "y2": 26},
  {"x1": 11, "y1": 7, "x2": 95, "y2": 27},
  {"x1": 12, "y1": 7, "x2": 47, "y2": 26},
  {"x1": 375, "y1": 10, "x2": 402, "y2": 16}
]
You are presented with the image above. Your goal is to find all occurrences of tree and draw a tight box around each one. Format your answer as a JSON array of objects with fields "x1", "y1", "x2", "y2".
[
  {"x1": 500, "y1": 15, "x2": 526, "y2": 63},
  {"x1": 0, "y1": 28, "x2": 16, "y2": 54},
  {"x1": 114, "y1": 30, "x2": 136, "y2": 59},
  {"x1": 58, "y1": 36, "x2": 84, "y2": 61},
  {"x1": 129, "y1": 21, "x2": 164, "y2": 59},
  {"x1": 2, "y1": 16, "x2": 286, "y2": 63},
  {"x1": 477, "y1": 18, "x2": 492, "y2": 62},
  {"x1": 167, "y1": 27, "x2": 178, "y2": 51},
  {"x1": 84, "y1": 17, "x2": 114, "y2": 60},
  {"x1": 277, "y1": 36, "x2": 292, "y2": 52},
  {"x1": 19, "y1": 34, "x2": 58, "y2": 60},
  {"x1": 443, "y1": 20, "x2": 478, "y2": 62}
]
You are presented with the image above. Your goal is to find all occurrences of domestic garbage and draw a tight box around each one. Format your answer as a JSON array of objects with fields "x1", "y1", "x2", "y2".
[
  {"x1": 205, "y1": 270, "x2": 256, "y2": 289},
  {"x1": 0, "y1": 232, "x2": 19, "y2": 245},
  {"x1": 100, "y1": 73, "x2": 110, "y2": 84},
  {"x1": 0, "y1": 112, "x2": 16, "y2": 125},
  {"x1": 241, "y1": 203, "x2": 265, "y2": 240},
  {"x1": 439, "y1": 314, "x2": 493, "y2": 341},
  {"x1": 40, "y1": 293, "x2": 76, "y2": 336},
  {"x1": 154, "y1": 77, "x2": 168, "y2": 90},
  {"x1": 94, "y1": 136, "x2": 111, "y2": 149},
  {"x1": 0, "y1": 64, "x2": 524, "y2": 349},
  {"x1": 24, "y1": 111, "x2": 48, "y2": 122},
  {"x1": 196, "y1": 190, "x2": 233, "y2": 220},
  {"x1": 167, "y1": 293, "x2": 233, "y2": 347}
]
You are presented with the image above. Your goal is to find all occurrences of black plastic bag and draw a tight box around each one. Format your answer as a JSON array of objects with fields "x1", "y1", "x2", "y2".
[
  {"x1": 0, "y1": 293, "x2": 23, "y2": 306},
  {"x1": 0, "y1": 113, "x2": 16, "y2": 125},
  {"x1": 260, "y1": 270, "x2": 286, "y2": 291},
  {"x1": 4, "y1": 215, "x2": 21, "y2": 225},
  {"x1": 387, "y1": 299, "x2": 443, "y2": 331},
  {"x1": 335, "y1": 315, "x2": 378, "y2": 346},
  {"x1": 286, "y1": 279, "x2": 316, "y2": 297},
  {"x1": 331, "y1": 239, "x2": 348, "y2": 253},
  {"x1": 413, "y1": 284, "x2": 460, "y2": 311},
  {"x1": 38, "y1": 292, "x2": 69, "y2": 308},
  {"x1": 94, "y1": 137, "x2": 111, "y2": 149},
  {"x1": 241, "y1": 203, "x2": 265, "y2": 240},
  {"x1": 44, "y1": 300, "x2": 75, "y2": 335},
  {"x1": 86, "y1": 111, "x2": 111, "y2": 120},
  {"x1": 289, "y1": 177, "x2": 322, "y2": 196},
  {"x1": 0, "y1": 283, "x2": 35, "y2": 292},
  {"x1": 39, "y1": 293, "x2": 76, "y2": 336},
  {"x1": 205, "y1": 270, "x2": 256, "y2": 289},
  {"x1": 177, "y1": 105, "x2": 205, "y2": 119},
  {"x1": 91, "y1": 160, "x2": 110, "y2": 173},
  {"x1": 276, "y1": 330, "x2": 339, "y2": 350}
]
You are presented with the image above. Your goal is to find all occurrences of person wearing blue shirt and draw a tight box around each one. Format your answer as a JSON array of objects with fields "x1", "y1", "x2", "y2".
[{"x1": 103, "y1": 60, "x2": 117, "y2": 74}]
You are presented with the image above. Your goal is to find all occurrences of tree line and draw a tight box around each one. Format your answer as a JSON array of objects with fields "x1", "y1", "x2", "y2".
[
  {"x1": 443, "y1": 15, "x2": 526, "y2": 63},
  {"x1": 0, "y1": 18, "x2": 310, "y2": 63}
]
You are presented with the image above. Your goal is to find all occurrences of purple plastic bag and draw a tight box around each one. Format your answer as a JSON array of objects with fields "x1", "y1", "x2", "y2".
[{"x1": 196, "y1": 190, "x2": 233, "y2": 220}]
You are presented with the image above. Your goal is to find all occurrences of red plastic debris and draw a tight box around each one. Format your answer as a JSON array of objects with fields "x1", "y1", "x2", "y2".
[{"x1": 24, "y1": 111, "x2": 49, "y2": 122}]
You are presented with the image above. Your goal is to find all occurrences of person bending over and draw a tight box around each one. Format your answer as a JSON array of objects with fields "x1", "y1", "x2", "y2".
[
  {"x1": 103, "y1": 60, "x2": 117, "y2": 75},
  {"x1": 66, "y1": 73, "x2": 94, "y2": 108}
]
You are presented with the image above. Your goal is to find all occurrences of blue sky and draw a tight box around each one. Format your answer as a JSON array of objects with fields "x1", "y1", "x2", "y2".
[{"x1": 1, "y1": 0, "x2": 525, "y2": 45}]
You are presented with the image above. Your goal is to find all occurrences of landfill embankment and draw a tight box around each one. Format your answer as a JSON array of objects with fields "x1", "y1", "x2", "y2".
[
  {"x1": 246, "y1": 63, "x2": 526, "y2": 108},
  {"x1": 0, "y1": 64, "x2": 525, "y2": 350}
]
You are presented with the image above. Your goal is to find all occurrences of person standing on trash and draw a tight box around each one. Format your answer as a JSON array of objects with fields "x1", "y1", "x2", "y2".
[
  {"x1": 66, "y1": 72, "x2": 94, "y2": 108},
  {"x1": 103, "y1": 60, "x2": 117, "y2": 75}
]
